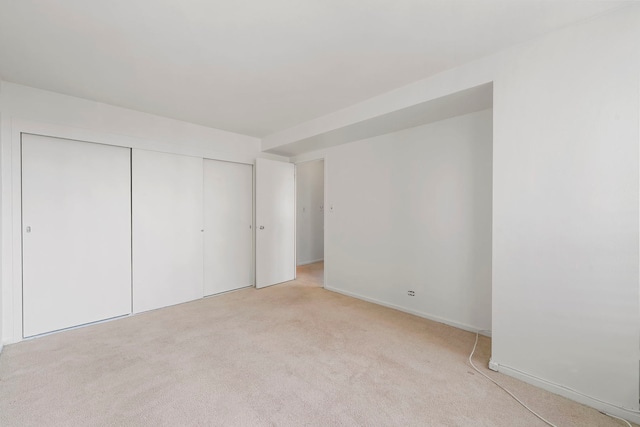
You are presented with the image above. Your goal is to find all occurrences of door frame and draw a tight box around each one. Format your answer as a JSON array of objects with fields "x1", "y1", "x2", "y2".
[{"x1": 293, "y1": 155, "x2": 328, "y2": 288}]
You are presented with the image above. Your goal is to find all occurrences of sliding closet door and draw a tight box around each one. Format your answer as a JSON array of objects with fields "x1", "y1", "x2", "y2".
[
  {"x1": 255, "y1": 158, "x2": 295, "y2": 288},
  {"x1": 132, "y1": 149, "x2": 203, "y2": 313},
  {"x1": 22, "y1": 134, "x2": 131, "y2": 337},
  {"x1": 203, "y1": 160, "x2": 253, "y2": 295}
]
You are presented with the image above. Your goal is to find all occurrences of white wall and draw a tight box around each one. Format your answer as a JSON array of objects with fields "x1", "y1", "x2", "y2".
[
  {"x1": 0, "y1": 81, "x2": 3, "y2": 354},
  {"x1": 0, "y1": 82, "x2": 284, "y2": 345},
  {"x1": 491, "y1": 6, "x2": 640, "y2": 413},
  {"x1": 296, "y1": 160, "x2": 324, "y2": 265},
  {"x1": 324, "y1": 109, "x2": 492, "y2": 332},
  {"x1": 284, "y1": 6, "x2": 640, "y2": 421}
]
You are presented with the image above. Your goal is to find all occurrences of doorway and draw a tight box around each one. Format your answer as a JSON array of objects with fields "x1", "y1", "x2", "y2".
[{"x1": 295, "y1": 159, "x2": 325, "y2": 287}]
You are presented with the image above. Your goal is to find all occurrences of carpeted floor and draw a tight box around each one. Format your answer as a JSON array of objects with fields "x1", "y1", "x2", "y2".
[{"x1": 0, "y1": 262, "x2": 635, "y2": 426}]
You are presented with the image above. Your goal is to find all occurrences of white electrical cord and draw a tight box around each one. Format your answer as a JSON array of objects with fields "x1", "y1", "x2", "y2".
[
  {"x1": 468, "y1": 332, "x2": 558, "y2": 426},
  {"x1": 601, "y1": 411, "x2": 633, "y2": 427},
  {"x1": 468, "y1": 333, "x2": 635, "y2": 427}
]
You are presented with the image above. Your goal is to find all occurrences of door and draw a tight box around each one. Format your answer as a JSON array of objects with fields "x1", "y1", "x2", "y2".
[
  {"x1": 204, "y1": 159, "x2": 253, "y2": 295},
  {"x1": 255, "y1": 158, "x2": 295, "y2": 288},
  {"x1": 132, "y1": 149, "x2": 204, "y2": 313},
  {"x1": 22, "y1": 134, "x2": 132, "y2": 337}
]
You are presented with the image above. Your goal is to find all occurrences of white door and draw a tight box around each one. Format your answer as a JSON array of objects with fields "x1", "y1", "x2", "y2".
[
  {"x1": 255, "y1": 158, "x2": 295, "y2": 288},
  {"x1": 204, "y1": 160, "x2": 253, "y2": 295},
  {"x1": 132, "y1": 149, "x2": 204, "y2": 313},
  {"x1": 22, "y1": 134, "x2": 132, "y2": 337}
]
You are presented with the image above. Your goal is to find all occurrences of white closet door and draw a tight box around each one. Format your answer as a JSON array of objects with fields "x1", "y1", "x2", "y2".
[
  {"x1": 132, "y1": 149, "x2": 203, "y2": 313},
  {"x1": 22, "y1": 134, "x2": 131, "y2": 337},
  {"x1": 255, "y1": 158, "x2": 295, "y2": 288},
  {"x1": 204, "y1": 160, "x2": 253, "y2": 295}
]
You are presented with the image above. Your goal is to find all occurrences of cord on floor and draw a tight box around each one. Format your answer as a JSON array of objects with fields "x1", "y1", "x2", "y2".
[
  {"x1": 468, "y1": 333, "x2": 558, "y2": 426},
  {"x1": 468, "y1": 333, "x2": 634, "y2": 427},
  {"x1": 600, "y1": 411, "x2": 633, "y2": 427}
]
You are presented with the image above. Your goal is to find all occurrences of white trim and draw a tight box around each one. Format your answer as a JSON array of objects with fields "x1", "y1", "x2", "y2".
[
  {"x1": 294, "y1": 164, "x2": 297, "y2": 277},
  {"x1": 325, "y1": 286, "x2": 491, "y2": 337},
  {"x1": 494, "y1": 362, "x2": 640, "y2": 425},
  {"x1": 9, "y1": 124, "x2": 21, "y2": 343},
  {"x1": 323, "y1": 156, "x2": 328, "y2": 289},
  {"x1": 296, "y1": 258, "x2": 324, "y2": 266}
]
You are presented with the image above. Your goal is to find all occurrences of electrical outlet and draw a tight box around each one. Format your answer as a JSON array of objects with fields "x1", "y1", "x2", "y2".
[{"x1": 407, "y1": 290, "x2": 415, "y2": 297}]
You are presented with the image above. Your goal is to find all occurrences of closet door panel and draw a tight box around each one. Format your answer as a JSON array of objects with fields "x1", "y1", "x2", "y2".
[
  {"x1": 22, "y1": 134, "x2": 131, "y2": 337},
  {"x1": 204, "y1": 160, "x2": 253, "y2": 296},
  {"x1": 132, "y1": 149, "x2": 203, "y2": 313}
]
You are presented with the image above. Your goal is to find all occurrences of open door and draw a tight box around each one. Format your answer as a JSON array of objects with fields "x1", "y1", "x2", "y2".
[{"x1": 255, "y1": 158, "x2": 295, "y2": 288}]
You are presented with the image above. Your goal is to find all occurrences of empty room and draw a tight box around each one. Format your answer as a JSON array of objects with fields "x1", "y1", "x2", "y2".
[{"x1": 1, "y1": 1, "x2": 639, "y2": 426}]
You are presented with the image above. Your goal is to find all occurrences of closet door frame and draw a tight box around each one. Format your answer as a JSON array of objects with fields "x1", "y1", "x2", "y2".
[{"x1": 4, "y1": 119, "x2": 256, "y2": 343}]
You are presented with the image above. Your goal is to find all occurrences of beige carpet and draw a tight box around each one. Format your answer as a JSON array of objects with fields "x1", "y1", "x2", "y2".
[{"x1": 0, "y1": 262, "x2": 634, "y2": 426}]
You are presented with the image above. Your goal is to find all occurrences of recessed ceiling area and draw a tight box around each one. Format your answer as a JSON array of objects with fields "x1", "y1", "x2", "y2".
[
  {"x1": 264, "y1": 83, "x2": 493, "y2": 157},
  {"x1": 0, "y1": 1, "x2": 631, "y2": 137}
]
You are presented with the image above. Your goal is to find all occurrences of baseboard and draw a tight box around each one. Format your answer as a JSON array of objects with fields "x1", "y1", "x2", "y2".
[
  {"x1": 494, "y1": 362, "x2": 640, "y2": 425},
  {"x1": 296, "y1": 258, "x2": 324, "y2": 266},
  {"x1": 324, "y1": 286, "x2": 491, "y2": 337}
]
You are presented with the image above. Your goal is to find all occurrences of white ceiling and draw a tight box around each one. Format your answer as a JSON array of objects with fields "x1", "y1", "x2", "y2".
[{"x1": 0, "y1": 1, "x2": 632, "y2": 137}]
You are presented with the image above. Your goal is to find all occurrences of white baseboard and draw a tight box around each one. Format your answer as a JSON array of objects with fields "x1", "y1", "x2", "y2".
[
  {"x1": 494, "y1": 362, "x2": 640, "y2": 425},
  {"x1": 296, "y1": 258, "x2": 324, "y2": 266},
  {"x1": 324, "y1": 285, "x2": 491, "y2": 337}
]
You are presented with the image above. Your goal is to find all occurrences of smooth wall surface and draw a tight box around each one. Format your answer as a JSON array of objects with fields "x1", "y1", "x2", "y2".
[
  {"x1": 491, "y1": 6, "x2": 640, "y2": 410},
  {"x1": 296, "y1": 160, "x2": 324, "y2": 265},
  {"x1": 325, "y1": 109, "x2": 493, "y2": 332},
  {"x1": 1, "y1": 82, "x2": 260, "y2": 158}
]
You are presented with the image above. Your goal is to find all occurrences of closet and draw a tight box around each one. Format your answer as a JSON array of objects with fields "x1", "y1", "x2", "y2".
[
  {"x1": 21, "y1": 137, "x2": 272, "y2": 337},
  {"x1": 21, "y1": 134, "x2": 132, "y2": 337}
]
